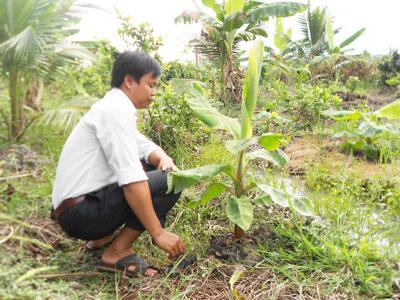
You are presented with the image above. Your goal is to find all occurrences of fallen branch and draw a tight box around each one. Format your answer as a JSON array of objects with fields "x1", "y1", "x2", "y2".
[
  {"x1": 0, "y1": 172, "x2": 34, "y2": 182},
  {"x1": 0, "y1": 226, "x2": 14, "y2": 244},
  {"x1": 36, "y1": 272, "x2": 102, "y2": 280},
  {"x1": 16, "y1": 266, "x2": 58, "y2": 284},
  {"x1": 0, "y1": 213, "x2": 71, "y2": 243},
  {"x1": 11, "y1": 235, "x2": 53, "y2": 250}
]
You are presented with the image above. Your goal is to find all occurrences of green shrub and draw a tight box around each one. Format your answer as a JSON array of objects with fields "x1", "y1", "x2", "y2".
[
  {"x1": 162, "y1": 61, "x2": 204, "y2": 81},
  {"x1": 53, "y1": 40, "x2": 117, "y2": 100},
  {"x1": 339, "y1": 54, "x2": 378, "y2": 82},
  {"x1": 140, "y1": 85, "x2": 210, "y2": 166},
  {"x1": 267, "y1": 80, "x2": 342, "y2": 131},
  {"x1": 378, "y1": 49, "x2": 400, "y2": 87},
  {"x1": 346, "y1": 76, "x2": 360, "y2": 93},
  {"x1": 323, "y1": 100, "x2": 400, "y2": 163}
]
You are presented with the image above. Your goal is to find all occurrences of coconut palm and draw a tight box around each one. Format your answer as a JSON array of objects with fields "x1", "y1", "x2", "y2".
[
  {"x1": 176, "y1": 0, "x2": 306, "y2": 104},
  {"x1": 288, "y1": 0, "x2": 365, "y2": 62},
  {"x1": 0, "y1": 0, "x2": 94, "y2": 141}
]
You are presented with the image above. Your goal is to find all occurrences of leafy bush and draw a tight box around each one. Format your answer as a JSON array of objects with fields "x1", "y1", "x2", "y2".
[
  {"x1": 140, "y1": 85, "x2": 210, "y2": 166},
  {"x1": 267, "y1": 80, "x2": 342, "y2": 131},
  {"x1": 385, "y1": 73, "x2": 400, "y2": 96},
  {"x1": 346, "y1": 76, "x2": 360, "y2": 93},
  {"x1": 162, "y1": 61, "x2": 205, "y2": 81},
  {"x1": 378, "y1": 50, "x2": 400, "y2": 87},
  {"x1": 324, "y1": 99, "x2": 400, "y2": 162},
  {"x1": 339, "y1": 54, "x2": 378, "y2": 82},
  {"x1": 54, "y1": 40, "x2": 117, "y2": 99}
]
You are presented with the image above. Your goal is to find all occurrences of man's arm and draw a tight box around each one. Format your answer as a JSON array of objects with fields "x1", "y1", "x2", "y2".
[
  {"x1": 148, "y1": 149, "x2": 177, "y2": 171},
  {"x1": 123, "y1": 180, "x2": 184, "y2": 258}
]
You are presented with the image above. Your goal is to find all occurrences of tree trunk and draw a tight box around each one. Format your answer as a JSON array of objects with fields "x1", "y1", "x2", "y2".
[
  {"x1": 234, "y1": 224, "x2": 245, "y2": 239},
  {"x1": 9, "y1": 69, "x2": 24, "y2": 140},
  {"x1": 26, "y1": 78, "x2": 44, "y2": 112},
  {"x1": 233, "y1": 150, "x2": 246, "y2": 240},
  {"x1": 221, "y1": 58, "x2": 243, "y2": 104}
]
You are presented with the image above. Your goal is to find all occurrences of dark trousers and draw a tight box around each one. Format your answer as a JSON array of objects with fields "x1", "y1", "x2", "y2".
[{"x1": 57, "y1": 170, "x2": 180, "y2": 241}]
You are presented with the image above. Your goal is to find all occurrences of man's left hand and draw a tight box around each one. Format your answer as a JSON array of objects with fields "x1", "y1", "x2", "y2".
[{"x1": 157, "y1": 156, "x2": 177, "y2": 172}]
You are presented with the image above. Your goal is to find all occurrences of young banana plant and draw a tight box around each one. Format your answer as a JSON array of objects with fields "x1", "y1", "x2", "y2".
[{"x1": 167, "y1": 40, "x2": 313, "y2": 239}]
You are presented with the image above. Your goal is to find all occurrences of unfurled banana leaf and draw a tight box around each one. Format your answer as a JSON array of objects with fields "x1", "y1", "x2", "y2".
[
  {"x1": 226, "y1": 196, "x2": 254, "y2": 231},
  {"x1": 339, "y1": 28, "x2": 366, "y2": 49},
  {"x1": 257, "y1": 184, "x2": 314, "y2": 216},
  {"x1": 246, "y1": 2, "x2": 307, "y2": 23},
  {"x1": 224, "y1": 0, "x2": 245, "y2": 17},
  {"x1": 358, "y1": 121, "x2": 383, "y2": 138},
  {"x1": 323, "y1": 109, "x2": 363, "y2": 121},
  {"x1": 224, "y1": 133, "x2": 289, "y2": 155},
  {"x1": 376, "y1": 99, "x2": 400, "y2": 120},
  {"x1": 258, "y1": 133, "x2": 290, "y2": 151},
  {"x1": 167, "y1": 164, "x2": 231, "y2": 194},
  {"x1": 201, "y1": 0, "x2": 222, "y2": 14},
  {"x1": 186, "y1": 83, "x2": 241, "y2": 138},
  {"x1": 292, "y1": 196, "x2": 314, "y2": 216},
  {"x1": 257, "y1": 184, "x2": 289, "y2": 207},
  {"x1": 246, "y1": 149, "x2": 289, "y2": 167},
  {"x1": 188, "y1": 182, "x2": 228, "y2": 208},
  {"x1": 224, "y1": 137, "x2": 258, "y2": 155}
]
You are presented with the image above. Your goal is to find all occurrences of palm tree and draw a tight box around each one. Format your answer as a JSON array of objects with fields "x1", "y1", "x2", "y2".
[
  {"x1": 176, "y1": 0, "x2": 306, "y2": 104},
  {"x1": 293, "y1": 0, "x2": 365, "y2": 62},
  {"x1": 0, "y1": 0, "x2": 93, "y2": 141}
]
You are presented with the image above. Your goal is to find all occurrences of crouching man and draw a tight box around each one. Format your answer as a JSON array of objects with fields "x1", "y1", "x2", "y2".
[{"x1": 51, "y1": 51, "x2": 184, "y2": 277}]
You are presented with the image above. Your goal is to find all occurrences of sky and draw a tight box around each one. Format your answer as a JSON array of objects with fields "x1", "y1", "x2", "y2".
[{"x1": 74, "y1": 0, "x2": 400, "y2": 62}]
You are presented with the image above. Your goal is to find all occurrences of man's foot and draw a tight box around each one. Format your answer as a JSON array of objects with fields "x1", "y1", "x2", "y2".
[
  {"x1": 100, "y1": 249, "x2": 158, "y2": 277},
  {"x1": 86, "y1": 235, "x2": 114, "y2": 250}
]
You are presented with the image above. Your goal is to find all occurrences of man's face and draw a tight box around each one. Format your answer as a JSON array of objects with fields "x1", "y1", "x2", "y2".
[{"x1": 129, "y1": 72, "x2": 158, "y2": 109}]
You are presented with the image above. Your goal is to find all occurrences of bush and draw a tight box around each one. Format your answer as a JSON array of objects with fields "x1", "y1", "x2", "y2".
[
  {"x1": 267, "y1": 80, "x2": 342, "y2": 131},
  {"x1": 339, "y1": 54, "x2": 378, "y2": 82},
  {"x1": 53, "y1": 40, "x2": 117, "y2": 100},
  {"x1": 161, "y1": 61, "x2": 208, "y2": 82},
  {"x1": 140, "y1": 85, "x2": 210, "y2": 166},
  {"x1": 378, "y1": 49, "x2": 400, "y2": 87}
]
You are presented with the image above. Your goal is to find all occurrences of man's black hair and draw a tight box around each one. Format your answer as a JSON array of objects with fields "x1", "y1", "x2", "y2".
[{"x1": 111, "y1": 51, "x2": 161, "y2": 87}]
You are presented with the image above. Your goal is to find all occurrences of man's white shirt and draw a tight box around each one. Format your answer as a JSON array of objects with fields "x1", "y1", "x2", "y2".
[{"x1": 52, "y1": 88, "x2": 161, "y2": 209}]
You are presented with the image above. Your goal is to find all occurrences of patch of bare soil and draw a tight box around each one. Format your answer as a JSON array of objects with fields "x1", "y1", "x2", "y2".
[
  {"x1": 285, "y1": 136, "x2": 400, "y2": 183},
  {"x1": 334, "y1": 91, "x2": 397, "y2": 110},
  {"x1": 0, "y1": 214, "x2": 74, "y2": 260},
  {"x1": 368, "y1": 93, "x2": 398, "y2": 110},
  {"x1": 0, "y1": 144, "x2": 49, "y2": 173},
  {"x1": 335, "y1": 91, "x2": 369, "y2": 110}
]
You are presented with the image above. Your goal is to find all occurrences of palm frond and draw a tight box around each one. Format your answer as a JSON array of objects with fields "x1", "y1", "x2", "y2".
[{"x1": 41, "y1": 96, "x2": 98, "y2": 132}]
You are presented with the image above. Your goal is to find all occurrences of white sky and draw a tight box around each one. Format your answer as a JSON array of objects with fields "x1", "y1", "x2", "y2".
[{"x1": 75, "y1": 0, "x2": 400, "y2": 62}]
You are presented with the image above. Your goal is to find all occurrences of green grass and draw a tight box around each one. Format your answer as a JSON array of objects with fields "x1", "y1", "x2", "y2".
[{"x1": 0, "y1": 110, "x2": 399, "y2": 299}]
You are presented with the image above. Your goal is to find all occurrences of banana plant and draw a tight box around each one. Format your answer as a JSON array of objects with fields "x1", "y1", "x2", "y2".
[
  {"x1": 323, "y1": 99, "x2": 400, "y2": 162},
  {"x1": 167, "y1": 40, "x2": 313, "y2": 239}
]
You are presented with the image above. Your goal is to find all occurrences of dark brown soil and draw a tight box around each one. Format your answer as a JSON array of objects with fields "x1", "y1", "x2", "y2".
[{"x1": 334, "y1": 91, "x2": 397, "y2": 110}]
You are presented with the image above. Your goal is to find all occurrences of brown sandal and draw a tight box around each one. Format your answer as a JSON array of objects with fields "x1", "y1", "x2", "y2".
[{"x1": 97, "y1": 253, "x2": 158, "y2": 277}]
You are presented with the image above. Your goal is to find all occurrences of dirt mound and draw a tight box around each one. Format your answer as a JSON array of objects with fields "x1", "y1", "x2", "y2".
[
  {"x1": 0, "y1": 144, "x2": 49, "y2": 173},
  {"x1": 285, "y1": 136, "x2": 400, "y2": 183}
]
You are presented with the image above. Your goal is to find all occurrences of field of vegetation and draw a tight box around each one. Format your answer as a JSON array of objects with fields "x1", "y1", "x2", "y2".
[{"x1": 0, "y1": 0, "x2": 399, "y2": 299}]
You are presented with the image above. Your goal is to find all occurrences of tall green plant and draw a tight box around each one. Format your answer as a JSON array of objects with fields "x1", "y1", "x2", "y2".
[
  {"x1": 0, "y1": 0, "x2": 93, "y2": 141},
  {"x1": 176, "y1": 0, "x2": 306, "y2": 103},
  {"x1": 287, "y1": 0, "x2": 365, "y2": 67},
  {"x1": 117, "y1": 14, "x2": 163, "y2": 61},
  {"x1": 167, "y1": 40, "x2": 313, "y2": 239}
]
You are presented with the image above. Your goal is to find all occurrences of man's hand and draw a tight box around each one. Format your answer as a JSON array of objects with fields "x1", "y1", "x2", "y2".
[
  {"x1": 157, "y1": 156, "x2": 177, "y2": 172},
  {"x1": 148, "y1": 149, "x2": 177, "y2": 172},
  {"x1": 152, "y1": 229, "x2": 185, "y2": 258}
]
